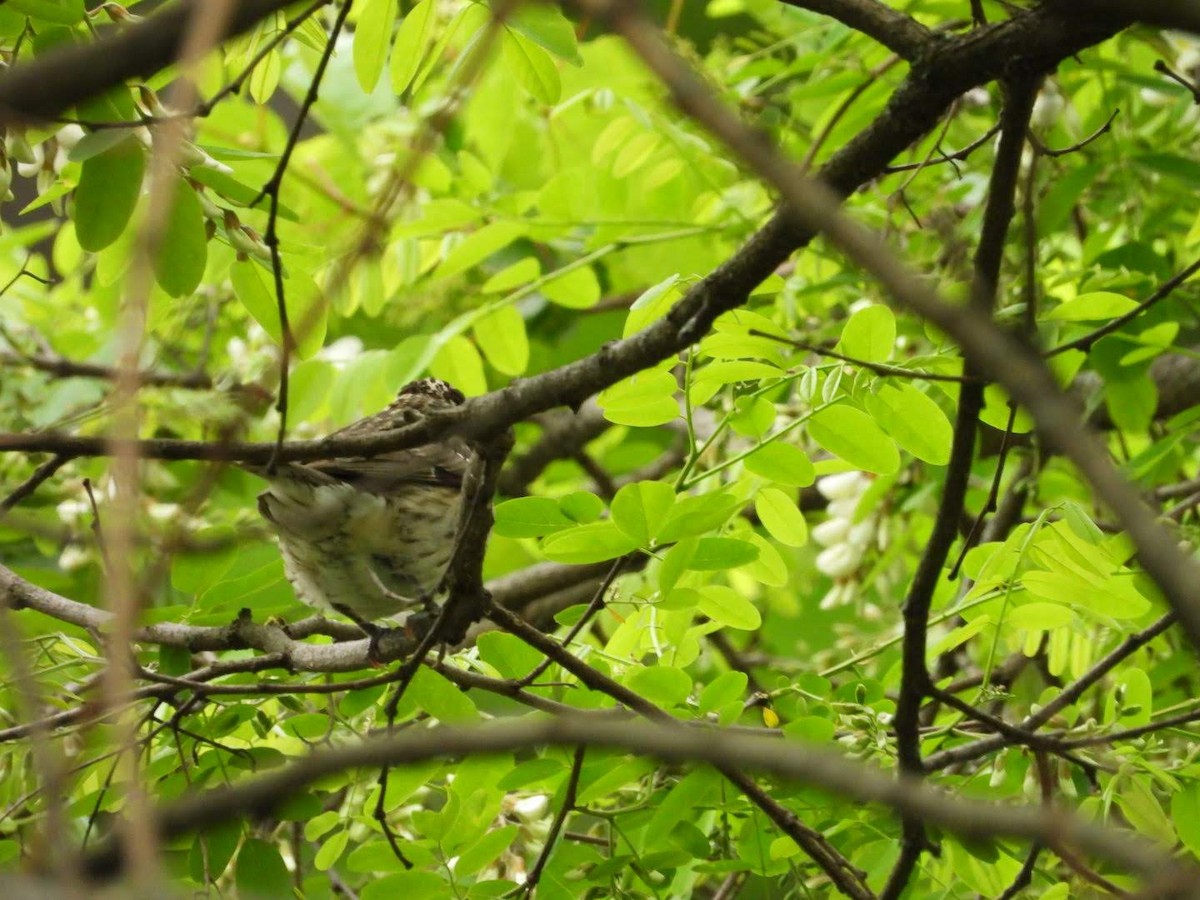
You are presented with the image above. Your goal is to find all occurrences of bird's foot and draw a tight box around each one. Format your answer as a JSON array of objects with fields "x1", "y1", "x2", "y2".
[
  {"x1": 403, "y1": 608, "x2": 439, "y2": 644},
  {"x1": 333, "y1": 603, "x2": 393, "y2": 666}
]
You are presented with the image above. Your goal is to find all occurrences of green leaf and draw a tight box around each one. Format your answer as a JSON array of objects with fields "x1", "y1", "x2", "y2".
[
  {"x1": 436, "y1": 221, "x2": 526, "y2": 279},
  {"x1": 314, "y1": 829, "x2": 349, "y2": 871},
  {"x1": 626, "y1": 666, "x2": 692, "y2": 708},
  {"x1": 502, "y1": 30, "x2": 561, "y2": 105},
  {"x1": 865, "y1": 384, "x2": 952, "y2": 465},
  {"x1": 643, "y1": 768, "x2": 721, "y2": 852},
  {"x1": 541, "y1": 264, "x2": 601, "y2": 309},
  {"x1": 1005, "y1": 602, "x2": 1073, "y2": 630},
  {"x1": 455, "y1": 825, "x2": 521, "y2": 877},
  {"x1": 743, "y1": 442, "x2": 815, "y2": 486},
  {"x1": 346, "y1": 841, "x2": 417, "y2": 874},
  {"x1": 361, "y1": 870, "x2": 448, "y2": 899},
  {"x1": 408, "y1": 667, "x2": 479, "y2": 723},
  {"x1": 355, "y1": 0, "x2": 397, "y2": 92},
  {"x1": 542, "y1": 522, "x2": 638, "y2": 564},
  {"x1": 740, "y1": 531, "x2": 788, "y2": 587},
  {"x1": 658, "y1": 492, "x2": 742, "y2": 542},
  {"x1": 230, "y1": 260, "x2": 326, "y2": 359},
  {"x1": 754, "y1": 488, "x2": 808, "y2": 547},
  {"x1": 281, "y1": 713, "x2": 329, "y2": 740},
  {"x1": 699, "y1": 671, "x2": 748, "y2": 714},
  {"x1": 611, "y1": 480, "x2": 676, "y2": 546},
  {"x1": 390, "y1": 0, "x2": 437, "y2": 94},
  {"x1": 248, "y1": 47, "x2": 281, "y2": 104},
  {"x1": 1115, "y1": 776, "x2": 1175, "y2": 845},
  {"x1": 1172, "y1": 782, "x2": 1200, "y2": 858},
  {"x1": 808, "y1": 405, "x2": 900, "y2": 474},
  {"x1": 597, "y1": 370, "x2": 678, "y2": 427},
  {"x1": 697, "y1": 585, "x2": 762, "y2": 630},
  {"x1": 74, "y1": 136, "x2": 144, "y2": 252},
  {"x1": 67, "y1": 129, "x2": 135, "y2": 163},
  {"x1": 236, "y1": 839, "x2": 291, "y2": 898},
  {"x1": 153, "y1": 178, "x2": 207, "y2": 297},
  {"x1": 689, "y1": 537, "x2": 758, "y2": 571},
  {"x1": 497, "y1": 758, "x2": 565, "y2": 790},
  {"x1": 431, "y1": 334, "x2": 487, "y2": 396},
  {"x1": 493, "y1": 497, "x2": 573, "y2": 538},
  {"x1": 189, "y1": 167, "x2": 298, "y2": 220},
  {"x1": 1037, "y1": 161, "x2": 1100, "y2": 233},
  {"x1": 507, "y1": 4, "x2": 582, "y2": 64},
  {"x1": 477, "y1": 632, "x2": 543, "y2": 680},
  {"x1": 473, "y1": 305, "x2": 529, "y2": 375},
  {"x1": 190, "y1": 822, "x2": 241, "y2": 883},
  {"x1": 9, "y1": 0, "x2": 85, "y2": 24},
  {"x1": 623, "y1": 274, "x2": 681, "y2": 337},
  {"x1": 838, "y1": 304, "x2": 895, "y2": 362},
  {"x1": 1044, "y1": 291, "x2": 1138, "y2": 321},
  {"x1": 1020, "y1": 570, "x2": 1149, "y2": 619},
  {"x1": 729, "y1": 396, "x2": 775, "y2": 438},
  {"x1": 559, "y1": 491, "x2": 604, "y2": 523},
  {"x1": 482, "y1": 257, "x2": 540, "y2": 293}
]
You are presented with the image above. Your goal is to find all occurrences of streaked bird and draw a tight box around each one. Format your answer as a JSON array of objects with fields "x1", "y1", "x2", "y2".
[{"x1": 251, "y1": 378, "x2": 472, "y2": 638}]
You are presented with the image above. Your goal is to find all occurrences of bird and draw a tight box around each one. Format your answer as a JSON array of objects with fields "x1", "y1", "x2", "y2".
[{"x1": 250, "y1": 378, "x2": 473, "y2": 642}]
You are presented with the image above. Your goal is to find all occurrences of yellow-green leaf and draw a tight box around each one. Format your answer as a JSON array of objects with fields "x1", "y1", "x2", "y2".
[
  {"x1": 865, "y1": 384, "x2": 953, "y2": 465},
  {"x1": 808, "y1": 405, "x2": 900, "y2": 474},
  {"x1": 597, "y1": 370, "x2": 678, "y2": 427},
  {"x1": 1045, "y1": 291, "x2": 1139, "y2": 321},
  {"x1": 436, "y1": 221, "x2": 526, "y2": 280},
  {"x1": 541, "y1": 264, "x2": 600, "y2": 309},
  {"x1": 430, "y1": 334, "x2": 487, "y2": 396},
  {"x1": 390, "y1": 0, "x2": 435, "y2": 94},
  {"x1": 542, "y1": 522, "x2": 638, "y2": 564},
  {"x1": 354, "y1": 0, "x2": 397, "y2": 92},
  {"x1": 755, "y1": 488, "x2": 808, "y2": 547},
  {"x1": 502, "y1": 30, "x2": 560, "y2": 105},
  {"x1": 473, "y1": 305, "x2": 529, "y2": 375},
  {"x1": 838, "y1": 304, "x2": 895, "y2": 362},
  {"x1": 611, "y1": 480, "x2": 676, "y2": 546}
]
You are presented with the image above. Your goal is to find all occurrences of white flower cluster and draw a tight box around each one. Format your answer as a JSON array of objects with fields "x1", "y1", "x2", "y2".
[
  {"x1": 813, "y1": 471, "x2": 882, "y2": 615},
  {"x1": 0, "y1": 124, "x2": 85, "y2": 211}
]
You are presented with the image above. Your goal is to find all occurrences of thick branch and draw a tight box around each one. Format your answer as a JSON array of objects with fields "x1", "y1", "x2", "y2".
[
  {"x1": 0, "y1": 0, "x2": 311, "y2": 125},
  {"x1": 80, "y1": 716, "x2": 1192, "y2": 885},
  {"x1": 779, "y1": 0, "x2": 937, "y2": 61}
]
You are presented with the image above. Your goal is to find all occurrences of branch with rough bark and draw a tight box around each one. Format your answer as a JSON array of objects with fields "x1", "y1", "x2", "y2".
[{"x1": 79, "y1": 716, "x2": 1195, "y2": 888}]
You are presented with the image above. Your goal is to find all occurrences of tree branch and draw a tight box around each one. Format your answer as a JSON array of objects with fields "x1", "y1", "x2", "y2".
[
  {"x1": 79, "y1": 716, "x2": 1193, "y2": 886},
  {"x1": 779, "y1": 0, "x2": 937, "y2": 61},
  {"x1": 0, "y1": 0, "x2": 315, "y2": 125}
]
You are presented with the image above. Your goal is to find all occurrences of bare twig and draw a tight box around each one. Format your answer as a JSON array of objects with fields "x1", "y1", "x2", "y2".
[{"x1": 0, "y1": 454, "x2": 71, "y2": 519}]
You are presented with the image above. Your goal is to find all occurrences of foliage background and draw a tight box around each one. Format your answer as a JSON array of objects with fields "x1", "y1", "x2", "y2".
[{"x1": 2, "y1": 0, "x2": 1200, "y2": 897}]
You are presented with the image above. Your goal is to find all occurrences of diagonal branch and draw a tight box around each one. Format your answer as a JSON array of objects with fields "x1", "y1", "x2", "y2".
[
  {"x1": 567, "y1": 0, "x2": 1200, "y2": 660},
  {"x1": 778, "y1": 0, "x2": 937, "y2": 61}
]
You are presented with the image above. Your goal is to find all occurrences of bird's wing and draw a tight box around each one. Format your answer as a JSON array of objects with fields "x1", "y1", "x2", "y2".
[{"x1": 308, "y1": 439, "x2": 473, "y2": 492}]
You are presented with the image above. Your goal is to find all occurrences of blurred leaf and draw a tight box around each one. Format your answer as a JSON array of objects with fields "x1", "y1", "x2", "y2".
[{"x1": 74, "y1": 136, "x2": 144, "y2": 252}]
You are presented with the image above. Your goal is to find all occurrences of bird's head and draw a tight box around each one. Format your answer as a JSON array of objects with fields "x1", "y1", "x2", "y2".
[{"x1": 398, "y1": 378, "x2": 466, "y2": 407}]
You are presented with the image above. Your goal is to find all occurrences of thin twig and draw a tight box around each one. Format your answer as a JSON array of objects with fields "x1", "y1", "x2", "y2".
[
  {"x1": 520, "y1": 746, "x2": 585, "y2": 897},
  {"x1": 1046, "y1": 255, "x2": 1200, "y2": 356},
  {"x1": 257, "y1": 0, "x2": 353, "y2": 473},
  {"x1": 0, "y1": 454, "x2": 71, "y2": 519}
]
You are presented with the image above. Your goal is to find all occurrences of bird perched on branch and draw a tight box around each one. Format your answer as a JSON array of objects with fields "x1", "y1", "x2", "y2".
[{"x1": 250, "y1": 378, "x2": 473, "y2": 641}]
